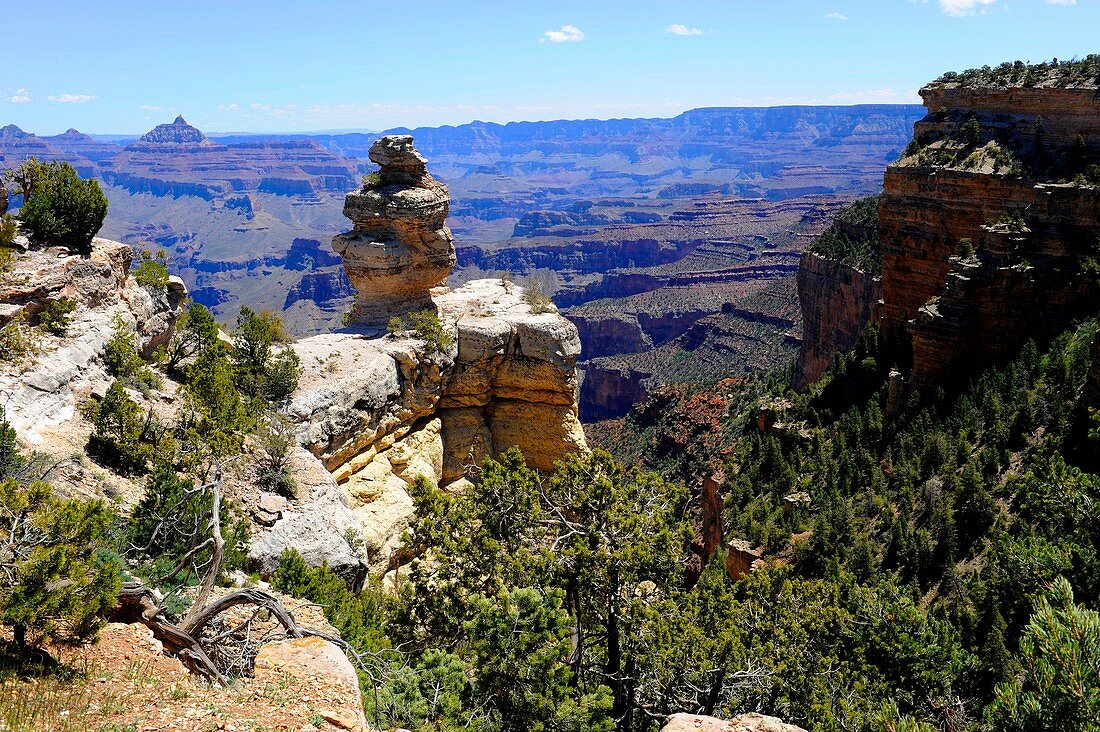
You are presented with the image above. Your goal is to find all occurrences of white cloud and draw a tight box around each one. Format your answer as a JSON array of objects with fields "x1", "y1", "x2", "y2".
[
  {"x1": 9, "y1": 95, "x2": 31, "y2": 104},
  {"x1": 938, "y1": 0, "x2": 998, "y2": 16},
  {"x1": 250, "y1": 102, "x2": 270, "y2": 110},
  {"x1": 540, "y1": 25, "x2": 584, "y2": 43},
  {"x1": 824, "y1": 12, "x2": 849, "y2": 20},
  {"x1": 1046, "y1": 0, "x2": 1076, "y2": 4},
  {"x1": 217, "y1": 103, "x2": 240, "y2": 111},
  {"x1": 47, "y1": 93, "x2": 97, "y2": 104},
  {"x1": 666, "y1": 24, "x2": 705, "y2": 36},
  {"x1": 138, "y1": 104, "x2": 164, "y2": 112}
]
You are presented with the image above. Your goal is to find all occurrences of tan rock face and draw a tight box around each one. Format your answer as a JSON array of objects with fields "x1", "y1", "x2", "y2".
[
  {"x1": 251, "y1": 136, "x2": 588, "y2": 577},
  {"x1": 0, "y1": 238, "x2": 185, "y2": 444},
  {"x1": 268, "y1": 279, "x2": 588, "y2": 574},
  {"x1": 333, "y1": 135, "x2": 456, "y2": 324},
  {"x1": 661, "y1": 712, "x2": 807, "y2": 732}
]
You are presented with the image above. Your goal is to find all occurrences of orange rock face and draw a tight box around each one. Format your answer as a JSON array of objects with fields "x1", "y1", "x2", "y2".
[
  {"x1": 799, "y1": 81, "x2": 1100, "y2": 392},
  {"x1": 793, "y1": 252, "x2": 881, "y2": 389}
]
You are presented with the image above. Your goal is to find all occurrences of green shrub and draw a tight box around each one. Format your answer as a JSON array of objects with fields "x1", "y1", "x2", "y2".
[
  {"x1": 521, "y1": 275, "x2": 555, "y2": 314},
  {"x1": 255, "y1": 417, "x2": 297, "y2": 498},
  {"x1": 388, "y1": 309, "x2": 454, "y2": 354},
  {"x1": 986, "y1": 577, "x2": 1100, "y2": 731},
  {"x1": 0, "y1": 478, "x2": 121, "y2": 648},
  {"x1": 161, "y1": 303, "x2": 219, "y2": 371},
  {"x1": 82, "y1": 380, "x2": 159, "y2": 475},
  {"x1": 956, "y1": 238, "x2": 976, "y2": 258},
  {"x1": 961, "y1": 116, "x2": 981, "y2": 146},
  {"x1": 17, "y1": 161, "x2": 107, "y2": 256},
  {"x1": 37, "y1": 298, "x2": 77, "y2": 336},
  {"x1": 0, "y1": 213, "x2": 16, "y2": 247},
  {"x1": 808, "y1": 196, "x2": 882, "y2": 273},
  {"x1": 231, "y1": 308, "x2": 300, "y2": 400},
  {"x1": 362, "y1": 172, "x2": 383, "y2": 189},
  {"x1": 128, "y1": 466, "x2": 250, "y2": 577},
  {"x1": 102, "y1": 315, "x2": 160, "y2": 392},
  {"x1": 133, "y1": 250, "x2": 170, "y2": 289},
  {"x1": 0, "y1": 314, "x2": 39, "y2": 361}
]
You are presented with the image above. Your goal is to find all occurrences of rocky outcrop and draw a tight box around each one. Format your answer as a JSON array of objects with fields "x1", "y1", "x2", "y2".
[
  {"x1": 264, "y1": 279, "x2": 587, "y2": 575},
  {"x1": 333, "y1": 135, "x2": 456, "y2": 324},
  {"x1": 797, "y1": 79, "x2": 1100, "y2": 392},
  {"x1": 661, "y1": 713, "x2": 807, "y2": 732},
  {"x1": 793, "y1": 252, "x2": 881, "y2": 389},
  {"x1": 579, "y1": 363, "x2": 652, "y2": 421},
  {"x1": 0, "y1": 237, "x2": 186, "y2": 444},
  {"x1": 880, "y1": 85, "x2": 1100, "y2": 386},
  {"x1": 254, "y1": 137, "x2": 588, "y2": 576}
]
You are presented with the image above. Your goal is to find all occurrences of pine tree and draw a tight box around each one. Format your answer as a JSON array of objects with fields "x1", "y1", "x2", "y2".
[{"x1": 0, "y1": 479, "x2": 120, "y2": 648}]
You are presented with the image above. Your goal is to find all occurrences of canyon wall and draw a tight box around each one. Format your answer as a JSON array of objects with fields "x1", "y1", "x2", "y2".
[
  {"x1": 792, "y1": 252, "x2": 881, "y2": 389},
  {"x1": 796, "y1": 81, "x2": 1100, "y2": 390}
]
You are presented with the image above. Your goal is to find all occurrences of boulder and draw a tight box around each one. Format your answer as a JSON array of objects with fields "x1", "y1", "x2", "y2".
[{"x1": 661, "y1": 713, "x2": 807, "y2": 732}]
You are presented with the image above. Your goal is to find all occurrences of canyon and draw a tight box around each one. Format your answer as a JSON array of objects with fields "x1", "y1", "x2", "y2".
[
  {"x1": 0, "y1": 136, "x2": 587, "y2": 585},
  {"x1": 2, "y1": 105, "x2": 922, "y2": 418}
]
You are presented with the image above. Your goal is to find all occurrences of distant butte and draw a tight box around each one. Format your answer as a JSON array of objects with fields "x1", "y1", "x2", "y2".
[{"x1": 128, "y1": 115, "x2": 217, "y2": 149}]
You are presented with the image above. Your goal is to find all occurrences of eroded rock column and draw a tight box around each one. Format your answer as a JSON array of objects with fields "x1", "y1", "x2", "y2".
[{"x1": 332, "y1": 135, "x2": 456, "y2": 324}]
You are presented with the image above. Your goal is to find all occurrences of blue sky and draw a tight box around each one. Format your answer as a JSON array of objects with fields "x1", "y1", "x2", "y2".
[{"x1": 4, "y1": 0, "x2": 1095, "y2": 134}]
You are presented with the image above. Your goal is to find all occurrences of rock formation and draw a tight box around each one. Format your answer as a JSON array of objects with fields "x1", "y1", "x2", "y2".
[
  {"x1": 333, "y1": 135, "x2": 456, "y2": 324},
  {"x1": 252, "y1": 136, "x2": 588, "y2": 577},
  {"x1": 796, "y1": 75, "x2": 1100, "y2": 391},
  {"x1": 792, "y1": 252, "x2": 881, "y2": 389},
  {"x1": 0, "y1": 237, "x2": 185, "y2": 444},
  {"x1": 661, "y1": 713, "x2": 807, "y2": 732},
  {"x1": 129, "y1": 115, "x2": 218, "y2": 150}
]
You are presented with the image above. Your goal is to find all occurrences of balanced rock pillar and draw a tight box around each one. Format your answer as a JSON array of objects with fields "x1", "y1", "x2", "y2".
[{"x1": 332, "y1": 135, "x2": 456, "y2": 325}]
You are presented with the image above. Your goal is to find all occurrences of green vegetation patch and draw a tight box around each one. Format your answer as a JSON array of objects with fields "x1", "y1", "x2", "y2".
[
  {"x1": 807, "y1": 195, "x2": 882, "y2": 273},
  {"x1": 936, "y1": 56, "x2": 1100, "y2": 89}
]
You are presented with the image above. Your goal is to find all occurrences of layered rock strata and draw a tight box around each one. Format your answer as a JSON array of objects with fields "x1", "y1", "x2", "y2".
[
  {"x1": 257, "y1": 278, "x2": 587, "y2": 576},
  {"x1": 880, "y1": 85, "x2": 1100, "y2": 385},
  {"x1": 333, "y1": 135, "x2": 456, "y2": 324},
  {"x1": 796, "y1": 80, "x2": 1100, "y2": 391},
  {"x1": 254, "y1": 136, "x2": 587, "y2": 577}
]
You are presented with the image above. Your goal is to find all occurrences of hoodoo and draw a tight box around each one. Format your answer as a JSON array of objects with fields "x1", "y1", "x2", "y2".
[{"x1": 332, "y1": 134, "x2": 457, "y2": 325}]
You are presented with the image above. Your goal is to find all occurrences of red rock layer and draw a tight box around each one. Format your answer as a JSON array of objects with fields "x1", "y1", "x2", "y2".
[{"x1": 793, "y1": 252, "x2": 881, "y2": 389}]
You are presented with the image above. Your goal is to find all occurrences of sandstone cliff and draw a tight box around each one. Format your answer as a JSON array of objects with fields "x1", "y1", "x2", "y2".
[
  {"x1": 252, "y1": 136, "x2": 588, "y2": 578},
  {"x1": 795, "y1": 75, "x2": 1100, "y2": 391}
]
